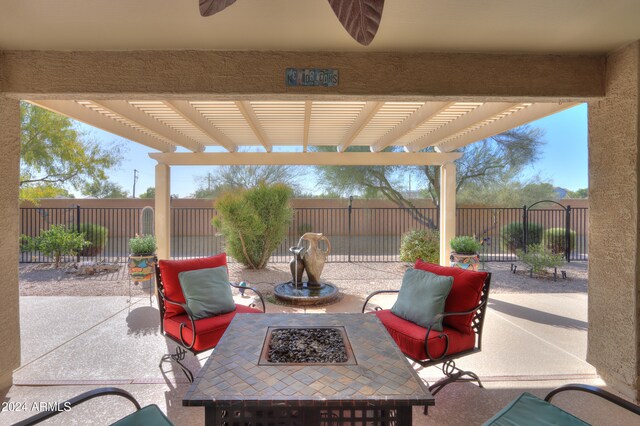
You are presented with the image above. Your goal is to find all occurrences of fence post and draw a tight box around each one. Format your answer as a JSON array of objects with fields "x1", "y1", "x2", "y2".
[
  {"x1": 522, "y1": 205, "x2": 528, "y2": 253},
  {"x1": 76, "y1": 205, "x2": 81, "y2": 263},
  {"x1": 565, "y1": 205, "x2": 572, "y2": 263},
  {"x1": 348, "y1": 196, "x2": 353, "y2": 262}
]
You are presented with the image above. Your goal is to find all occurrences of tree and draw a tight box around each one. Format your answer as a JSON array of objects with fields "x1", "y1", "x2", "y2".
[
  {"x1": 82, "y1": 180, "x2": 129, "y2": 198},
  {"x1": 457, "y1": 178, "x2": 558, "y2": 207},
  {"x1": 19, "y1": 185, "x2": 74, "y2": 202},
  {"x1": 567, "y1": 188, "x2": 588, "y2": 198},
  {"x1": 213, "y1": 183, "x2": 293, "y2": 269},
  {"x1": 314, "y1": 125, "x2": 545, "y2": 208},
  {"x1": 192, "y1": 165, "x2": 302, "y2": 198},
  {"x1": 20, "y1": 103, "x2": 123, "y2": 200},
  {"x1": 139, "y1": 187, "x2": 155, "y2": 199}
]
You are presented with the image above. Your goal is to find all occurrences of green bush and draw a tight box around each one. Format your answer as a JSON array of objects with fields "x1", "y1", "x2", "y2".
[
  {"x1": 500, "y1": 222, "x2": 543, "y2": 253},
  {"x1": 542, "y1": 228, "x2": 576, "y2": 256},
  {"x1": 24, "y1": 224, "x2": 90, "y2": 268},
  {"x1": 129, "y1": 234, "x2": 157, "y2": 256},
  {"x1": 213, "y1": 182, "x2": 293, "y2": 269},
  {"x1": 450, "y1": 236, "x2": 482, "y2": 254},
  {"x1": 516, "y1": 243, "x2": 565, "y2": 275},
  {"x1": 399, "y1": 229, "x2": 440, "y2": 264},
  {"x1": 79, "y1": 223, "x2": 108, "y2": 256}
]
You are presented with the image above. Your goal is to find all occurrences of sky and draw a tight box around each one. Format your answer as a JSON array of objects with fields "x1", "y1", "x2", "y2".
[{"x1": 78, "y1": 103, "x2": 588, "y2": 198}]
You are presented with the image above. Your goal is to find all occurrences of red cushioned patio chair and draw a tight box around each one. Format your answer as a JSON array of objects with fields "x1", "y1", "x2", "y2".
[
  {"x1": 362, "y1": 260, "x2": 491, "y2": 413},
  {"x1": 155, "y1": 253, "x2": 265, "y2": 382}
]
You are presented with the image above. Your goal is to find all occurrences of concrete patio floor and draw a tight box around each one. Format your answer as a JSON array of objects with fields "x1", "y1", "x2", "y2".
[{"x1": 2, "y1": 270, "x2": 638, "y2": 425}]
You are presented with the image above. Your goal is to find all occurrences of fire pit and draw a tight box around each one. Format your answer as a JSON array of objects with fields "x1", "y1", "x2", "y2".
[
  {"x1": 183, "y1": 314, "x2": 434, "y2": 425},
  {"x1": 259, "y1": 326, "x2": 355, "y2": 365}
]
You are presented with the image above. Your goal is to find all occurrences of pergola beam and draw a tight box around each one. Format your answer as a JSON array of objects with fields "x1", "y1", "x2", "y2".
[
  {"x1": 338, "y1": 102, "x2": 384, "y2": 152},
  {"x1": 236, "y1": 101, "x2": 272, "y2": 152},
  {"x1": 407, "y1": 102, "x2": 520, "y2": 152},
  {"x1": 93, "y1": 100, "x2": 205, "y2": 153},
  {"x1": 436, "y1": 102, "x2": 579, "y2": 152},
  {"x1": 303, "y1": 101, "x2": 312, "y2": 152},
  {"x1": 370, "y1": 102, "x2": 453, "y2": 152},
  {"x1": 163, "y1": 100, "x2": 238, "y2": 153},
  {"x1": 149, "y1": 151, "x2": 462, "y2": 166},
  {"x1": 29, "y1": 100, "x2": 176, "y2": 152}
]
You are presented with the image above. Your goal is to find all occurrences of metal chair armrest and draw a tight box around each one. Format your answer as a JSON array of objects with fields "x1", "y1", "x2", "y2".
[
  {"x1": 361, "y1": 290, "x2": 400, "y2": 313},
  {"x1": 159, "y1": 294, "x2": 197, "y2": 349},
  {"x1": 12, "y1": 387, "x2": 141, "y2": 426},
  {"x1": 545, "y1": 384, "x2": 640, "y2": 416},
  {"x1": 229, "y1": 282, "x2": 266, "y2": 312}
]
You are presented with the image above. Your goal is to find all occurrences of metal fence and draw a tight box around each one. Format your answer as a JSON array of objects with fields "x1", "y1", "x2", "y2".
[{"x1": 19, "y1": 202, "x2": 588, "y2": 264}]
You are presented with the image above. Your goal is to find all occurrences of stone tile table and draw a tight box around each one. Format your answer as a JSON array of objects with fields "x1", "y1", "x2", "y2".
[{"x1": 183, "y1": 313, "x2": 434, "y2": 425}]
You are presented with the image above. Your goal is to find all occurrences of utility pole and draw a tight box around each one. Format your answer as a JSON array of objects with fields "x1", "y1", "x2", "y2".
[{"x1": 132, "y1": 169, "x2": 139, "y2": 198}]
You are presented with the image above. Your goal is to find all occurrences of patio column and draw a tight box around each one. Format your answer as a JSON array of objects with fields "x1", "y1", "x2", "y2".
[
  {"x1": 439, "y1": 161, "x2": 456, "y2": 266},
  {"x1": 0, "y1": 95, "x2": 21, "y2": 396},
  {"x1": 588, "y1": 40, "x2": 640, "y2": 402},
  {"x1": 155, "y1": 163, "x2": 171, "y2": 260}
]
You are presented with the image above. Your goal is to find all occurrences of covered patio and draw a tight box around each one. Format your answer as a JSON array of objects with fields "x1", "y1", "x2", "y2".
[{"x1": 2, "y1": 0, "x2": 640, "y2": 424}]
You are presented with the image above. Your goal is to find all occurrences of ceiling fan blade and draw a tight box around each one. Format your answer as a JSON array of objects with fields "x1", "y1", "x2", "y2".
[
  {"x1": 327, "y1": 0, "x2": 385, "y2": 46},
  {"x1": 200, "y1": 0, "x2": 238, "y2": 17}
]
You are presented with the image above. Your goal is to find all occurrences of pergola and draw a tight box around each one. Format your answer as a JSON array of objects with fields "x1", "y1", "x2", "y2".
[
  {"x1": 28, "y1": 99, "x2": 575, "y2": 261},
  {"x1": 2, "y1": 0, "x2": 640, "y2": 406}
]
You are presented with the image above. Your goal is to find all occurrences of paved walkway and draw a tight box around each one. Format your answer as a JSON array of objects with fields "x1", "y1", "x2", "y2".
[{"x1": 2, "y1": 276, "x2": 636, "y2": 425}]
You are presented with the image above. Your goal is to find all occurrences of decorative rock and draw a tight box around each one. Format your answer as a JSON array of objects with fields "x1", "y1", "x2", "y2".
[
  {"x1": 267, "y1": 328, "x2": 348, "y2": 363},
  {"x1": 75, "y1": 261, "x2": 120, "y2": 276}
]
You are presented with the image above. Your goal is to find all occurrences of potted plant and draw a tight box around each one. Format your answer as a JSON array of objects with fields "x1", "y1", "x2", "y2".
[
  {"x1": 450, "y1": 236, "x2": 482, "y2": 271},
  {"x1": 128, "y1": 234, "x2": 157, "y2": 282}
]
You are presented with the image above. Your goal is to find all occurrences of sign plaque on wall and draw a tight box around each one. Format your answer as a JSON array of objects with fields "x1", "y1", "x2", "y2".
[{"x1": 286, "y1": 68, "x2": 339, "y2": 87}]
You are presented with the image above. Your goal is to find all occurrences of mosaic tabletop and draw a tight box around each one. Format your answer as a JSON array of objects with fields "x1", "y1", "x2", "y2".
[{"x1": 183, "y1": 313, "x2": 434, "y2": 408}]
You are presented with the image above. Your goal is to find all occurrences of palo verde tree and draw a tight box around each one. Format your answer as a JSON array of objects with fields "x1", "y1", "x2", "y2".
[
  {"x1": 20, "y1": 102, "x2": 123, "y2": 202},
  {"x1": 82, "y1": 180, "x2": 130, "y2": 198},
  {"x1": 213, "y1": 182, "x2": 293, "y2": 269},
  {"x1": 192, "y1": 164, "x2": 302, "y2": 198},
  {"x1": 314, "y1": 125, "x2": 544, "y2": 207}
]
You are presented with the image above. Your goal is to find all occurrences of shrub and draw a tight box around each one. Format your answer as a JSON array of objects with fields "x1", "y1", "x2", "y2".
[
  {"x1": 129, "y1": 234, "x2": 157, "y2": 256},
  {"x1": 500, "y1": 222, "x2": 543, "y2": 253},
  {"x1": 542, "y1": 228, "x2": 576, "y2": 256},
  {"x1": 516, "y1": 243, "x2": 565, "y2": 275},
  {"x1": 399, "y1": 229, "x2": 440, "y2": 264},
  {"x1": 79, "y1": 223, "x2": 108, "y2": 256},
  {"x1": 24, "y1": 224, "x2": 90, "y2": 268},
  {"x1": 213, "y1": 182, "x2": 293, "y2": 269},
  {"x1": 450, "y1": 236, "x2": 482, "y2": 254}
]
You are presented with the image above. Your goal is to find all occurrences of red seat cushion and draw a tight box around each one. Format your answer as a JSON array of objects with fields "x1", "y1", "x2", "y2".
[
  {"x1": 158, "y1": 253, "x2": 228, "y2": 318},
  {"x1": 414, "y1": 260, "x2": 488, "y2": 334},
  {"x1": 374, "y1": 309, "x2": 475, "y2": 361},
  {"x1": 164, "y1": 305, "x2": 262, "y2": 352}
]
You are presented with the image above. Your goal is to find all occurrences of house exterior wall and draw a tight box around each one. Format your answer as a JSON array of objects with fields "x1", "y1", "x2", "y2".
[
  {"x1": 0, "y1": 95, "x2": 20, "y2": 396},
  {"x1": 588, "y1": 40, "x2": 640, "y2": 401}
]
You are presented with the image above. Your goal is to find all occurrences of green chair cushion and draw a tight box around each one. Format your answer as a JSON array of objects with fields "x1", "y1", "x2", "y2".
[
  {"x1": 110, "y1": 404, "x2": 174, "y2": 426},
  {"x1": 178, "y1": 266, "x2": 236, "y2": 319},
  {"x1": 391, "y1": 268, "x2": 453, "y2": 332},
  {"x1": 482, "y1": 392, "x2": 589, "y2": 426}
]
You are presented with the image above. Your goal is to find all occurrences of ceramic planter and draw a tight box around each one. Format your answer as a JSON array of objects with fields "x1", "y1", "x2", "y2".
[
  {"x1": 450, "y1": 252, "x2": 480, "y2": 271},
  {"x1": 128, "y1": 254, "x2": 156, "y2": 282}
]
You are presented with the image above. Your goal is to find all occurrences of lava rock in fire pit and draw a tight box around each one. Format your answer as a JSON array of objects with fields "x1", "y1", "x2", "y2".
[{"x1": 268, "y1": 328, "x2": 348, "y2": 363}]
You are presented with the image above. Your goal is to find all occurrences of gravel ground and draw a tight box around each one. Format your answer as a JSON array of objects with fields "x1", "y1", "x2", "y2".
[{"x1": 19, "y1": 260, "x2": 587, "y2": 297}]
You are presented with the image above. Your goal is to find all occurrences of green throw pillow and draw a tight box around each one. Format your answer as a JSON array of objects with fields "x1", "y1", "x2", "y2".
[
  {"x1": 178, "y1": 266, "x2": 236, "y2": 320},
  {"x1": 391, "y1": 268, "x2": 454, "y2": 331}
]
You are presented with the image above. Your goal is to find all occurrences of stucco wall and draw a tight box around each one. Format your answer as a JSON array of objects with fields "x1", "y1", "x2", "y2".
[
  {"x1": 1, "y1": 50, "x2": 604, "y2": 101},
  {"x1": 0, "y1": 95, "x2": 21, "y2": 394},
  {"x1": 588, "y1": 41, "x2": 640, "y2": 400}
]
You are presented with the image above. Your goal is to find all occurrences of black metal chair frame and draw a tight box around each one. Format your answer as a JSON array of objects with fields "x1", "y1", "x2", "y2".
[
  {"x1": 362, "y1": 272, "x2": 492, "y2": 411},
  {"x1": 13, "y1": 387, "x2": 144, "y2": 426},
  {"x1": 544, "y1": 384, "x2": 640, "y2": 417},
  {"x1": 155, "y1": 262, "x2": 265, "y2": 383}
]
